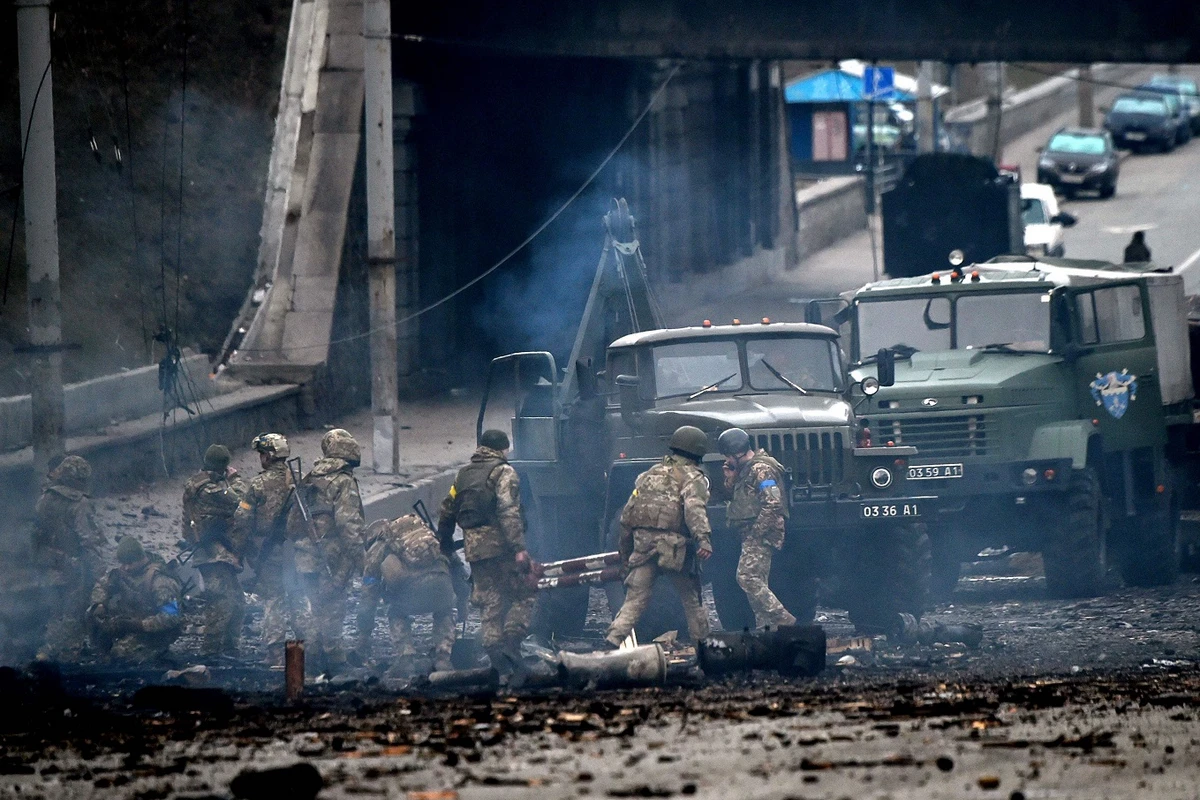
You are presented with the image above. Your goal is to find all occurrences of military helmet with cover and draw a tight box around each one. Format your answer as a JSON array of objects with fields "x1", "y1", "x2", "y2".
[
  {"x1": 203, "y1": 444, "x2": 231, "y2": 472},
  {"x1": 321, "y1": 428, "x2": 361, "y2": 465},
  {"x1": 717, "y1": 427, "x2": 752, "y2": 457},
  {"x1": 50, "y1": 454, "x2": 92, "y2": 490},
  {"x1": 116, "y1": 535, "x2": 147, "y2": 565},
  {"x1": 480, "y1": 429, "x2": 510, "y2": 452},
  {"x1": 252, "y1": 432, "x2": 290, "y2": 460},
  {"x1": 668, "y1": 425, "x2": 709, "y2": 460}
]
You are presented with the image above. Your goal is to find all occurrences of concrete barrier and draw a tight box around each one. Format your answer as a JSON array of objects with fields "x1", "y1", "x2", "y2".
[
  {"x1": 0, "y1": 353, "x2": 221, "y2": 453},
  {"x1": 795, "y1": 176, "x2": 866, "y2": 262},
  {"x1": 364, "y1": 466, "x2": 458, "y2": 523},
  {"x1": 944, "y1": 64, "x2": 1146, "y2": 156}
]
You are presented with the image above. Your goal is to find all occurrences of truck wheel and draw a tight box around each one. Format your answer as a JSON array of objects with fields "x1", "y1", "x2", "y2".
[
  {"x1": 843, "y1": 523, "x2": 931, "y2": 635},
  {"x1": 929, "y1": 534, "x2": 962, "y2": 600},
  {"x1": 1042, "y1": 467, "x2": 1106, "y2": 598},
  {"x1": 1119, "y1": 480, "x2": 1180, "y2": 587},
  {"x1": 532, "y1": 587, "x2": 590, "y2": 640}
]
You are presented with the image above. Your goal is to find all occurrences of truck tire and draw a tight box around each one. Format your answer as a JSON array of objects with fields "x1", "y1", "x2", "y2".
[
  {"x1": 843, "y1": 523, "x2": 931, "y2": 635},
  {"x1": 1042, "y1": 467, "x2": 1106, "y2": 598},
  {"x1": 1119, "y1": 480, "x2": 1180, "y2": 587}
]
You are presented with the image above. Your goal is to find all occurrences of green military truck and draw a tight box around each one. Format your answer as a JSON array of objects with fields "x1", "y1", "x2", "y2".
[
  {"x1": 477, "y1": 201, "x2": 933, "y2": 638},
  {"x1": 838, "y1": 256, "x2": 1200, "y2": 597}
]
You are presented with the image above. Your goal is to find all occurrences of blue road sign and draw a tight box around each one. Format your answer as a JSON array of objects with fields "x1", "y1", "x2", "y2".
[{"x1": 863, "y1": 66, "x2": 895, "y2": 100}]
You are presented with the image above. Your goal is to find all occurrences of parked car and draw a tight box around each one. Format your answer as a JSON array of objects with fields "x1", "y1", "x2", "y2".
[
  {"x1": 1036, "y1": 127, "x2": 1120, "y2": 197},
  {"x1": 1021, "y1": 183, "x2": 1076, "y2": 256},
  {"x1": 1136, "y1": 82, "x2": 1194, "y2": 143},
  {"x1": 1103, "y1": 92, "x2": 1184, "y2": 152},
  {"x1": 1148, "y1": 74, "x2": 1200, "y2": 134}
]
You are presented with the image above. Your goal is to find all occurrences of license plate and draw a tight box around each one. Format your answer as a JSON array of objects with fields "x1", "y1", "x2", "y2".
[
  {"x1": 861, "y1": 502, "x2": 921, "y2": 519},
  {"x1": 907, "y1": 463, "x2": 964, "y2": 480},
  {"x1": 1060, "y1": 174, "x2": 1085, "y2": 184},
  {"x1": 1125, "y1": 132, "x2": 1146, "y2": 141}
]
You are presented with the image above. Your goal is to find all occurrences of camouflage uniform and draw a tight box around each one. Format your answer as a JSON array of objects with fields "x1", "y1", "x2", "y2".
[
  {"x1": 725, "y1": 450, "x2": 796, "y2": 628},
  {"x1": 86, "y1": 549, "x2": 184, "y2": 664},
  {"x1": 182, "y1": 453, "x2": 247, "y2": 657},
  {"x1": 234, "y1": 456, "x2": 310, "y2": 659},
  {"x1": 287, "y1": 430, "x2": 365, "y2": 672},
  {"x1": 606, "y1": 454, "x2": 713, "y2": 646},
  {"x1": 437, "y1": 446, "x2": 535, "y2": 654},
  {"x1": 356, "y1": 514, "x2": 457, "y2": 672},
  {"x1": 33, "y1": 456, "x2": 107, "y2": 661}
]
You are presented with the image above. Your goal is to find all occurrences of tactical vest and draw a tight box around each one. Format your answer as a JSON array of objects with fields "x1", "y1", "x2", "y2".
[
  {"x1": 726, "y1": 451, "x2": 790, "y2": 522},
  {"x1": 620, "y1": 464, "x2": 688, "y2": 532},
  {"x1": 453, "y1": 458, "x2": 505, "y2": 529}
]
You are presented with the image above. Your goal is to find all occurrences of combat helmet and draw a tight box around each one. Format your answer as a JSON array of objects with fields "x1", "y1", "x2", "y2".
[
  {"x1": 668, "y1": 425, "x2": 709, "y2": 461},
  {"x1": 203, "y1": 444, "x2": 231, "y2": 472},
  {"x1": 116, "y1": 535, "x2": 147, "y2": 565},
  {"x1": 251, "y1": 432, "x2": 290, "y2": 461},
  {"x1": 322, "y1": 428, "x2": 361, "y2": 466},
  {"x1": 717, "y1": 427, "x2": 752, "y2": 457},
  {"x1": 50, "y1": 455, "x2": 92, "y2": 491},
  {"x1": 480, "y1": 429, "x2": 510, "y2": 451}
]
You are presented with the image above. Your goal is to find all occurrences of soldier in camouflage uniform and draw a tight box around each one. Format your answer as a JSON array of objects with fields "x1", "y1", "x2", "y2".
[
  {"x1": 356, "y1": 514, "x2": 457, "y2": 675},
  {"x1": 718, "y1": 427, "x2": 797, "y2": 628},
  {"x1": 86, "y1": 536, "x2": 184, "y2": 664},
  {"x1": 437, "y1": 429, "x2": 535, "y2": 676},
  {"x1": 606, "y1": 426, "x2": 714, "y2": 647},
  {"x1": 234, "y1": 433, "x2": 309, "y2": 663},
  {"x1": 182, "y1": 444, "x2": 247, "y2": 658},
  {"x1": 34, "y1": 455, "x2": 107, "y2": 661},
  {"x1": 287, "y1": 428, "x2": 365, "y2": 674}
]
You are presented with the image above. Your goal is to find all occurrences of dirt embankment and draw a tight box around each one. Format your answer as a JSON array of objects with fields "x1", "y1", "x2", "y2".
[{"x1": 0, "y1": 0, "x2": 290, "y2": 396}]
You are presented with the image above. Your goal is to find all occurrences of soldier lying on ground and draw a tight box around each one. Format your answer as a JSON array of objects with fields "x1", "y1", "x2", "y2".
[{"x1": 86, "y1": 536, "x2": 184, "y2": 664}]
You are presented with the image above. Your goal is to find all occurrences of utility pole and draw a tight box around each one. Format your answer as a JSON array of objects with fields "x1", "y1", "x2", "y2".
[
  {"x1": 16, "y1": 0, "x2": 65, "y2": 479},
  {"x1": 363, "y1": 0, "x2": 399, "y2": 474},
  {"x1": 986, "y1": 61, "x2": 1005, "y2": 163},
  {"x1": 917, "y1": 61, "x2": 935, "y2": 153},
  {"x1": 1077, "y1": 64, "x2": 1094, "y2": 128}
]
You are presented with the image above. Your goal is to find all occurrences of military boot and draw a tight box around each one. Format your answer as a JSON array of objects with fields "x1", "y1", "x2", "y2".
[{"x1": 485, "y1": 645, "x2": 514, "y2": 677}]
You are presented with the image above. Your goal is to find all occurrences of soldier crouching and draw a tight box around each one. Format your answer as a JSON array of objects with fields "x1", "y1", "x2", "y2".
[
  {"x1": 86, "y1": 536, "x2": 184, "y2": 664},
  {"x1": 357, "y1": 514, "x2": 457, "y2": 676},
  {"x1": 606, "y1": 426, "x2": 714, "y2": 648}
]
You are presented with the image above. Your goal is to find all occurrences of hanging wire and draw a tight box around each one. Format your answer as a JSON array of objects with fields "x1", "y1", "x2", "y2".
[
  {"x1": 2, "y1": 58, "x2": 53, "y2": 306},
  {"x1": 236, "y1": 62, "x2": 682, "y2": 356}
]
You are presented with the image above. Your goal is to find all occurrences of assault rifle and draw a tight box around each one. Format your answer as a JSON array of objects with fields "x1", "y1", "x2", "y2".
[
  {"x1": 413, "y1": 499, "x2": 471, "y2": 625},
  {"x1": 286, "y1": 456, "x2": 333, "y2": 578}
]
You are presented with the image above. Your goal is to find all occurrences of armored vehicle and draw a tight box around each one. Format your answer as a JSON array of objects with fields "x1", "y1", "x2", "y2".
[
  {"x1": 478, "y1": 201, "x2": 932, "y2": 638},
  {"x1": 840, "y1": 256, "x2": 1200, "y2": 597}
]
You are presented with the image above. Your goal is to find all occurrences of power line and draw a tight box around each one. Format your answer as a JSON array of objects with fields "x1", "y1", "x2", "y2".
[
  {"x1": 1, "y1": 58, "x2": 53, "y2": 306},
  {"x1": 235, "y1": 62, "x2": 682, "y2": 356}
]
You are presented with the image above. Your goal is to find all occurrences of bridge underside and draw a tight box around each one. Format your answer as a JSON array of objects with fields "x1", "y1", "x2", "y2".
[{"x1": 396, "y1": 0, "x2": 1200, "y2": 64}]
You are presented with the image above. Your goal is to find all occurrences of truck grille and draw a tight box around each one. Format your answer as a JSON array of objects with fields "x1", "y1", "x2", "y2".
[
  {"x1": 751, "y1": 428, "x2": 845, "y2": 487},
  {"x1": 876, "y1": 414, "x2": 988, "y2": 457}
]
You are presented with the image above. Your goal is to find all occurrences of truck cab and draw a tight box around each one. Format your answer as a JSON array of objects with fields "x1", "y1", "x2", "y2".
[{"x1": 844, "y1": 256, "x2": 1199, "y2": 598}]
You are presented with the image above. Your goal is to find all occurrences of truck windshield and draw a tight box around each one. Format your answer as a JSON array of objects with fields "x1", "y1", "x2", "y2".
[
  {"x1": 653, "y1": 340, "x2": 742, "y2": 398},
  {"x1": 746, "y1": 337, "x2": 841, "y2": 392},
  {"x1": 857, "y1": 292, "x2": 1052, "y2": 358}
]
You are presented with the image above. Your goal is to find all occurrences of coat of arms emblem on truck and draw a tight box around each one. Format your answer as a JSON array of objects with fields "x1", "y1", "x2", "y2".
[{"x1": 1089, "y1": 370, "x2": 1139, "y2": 419}]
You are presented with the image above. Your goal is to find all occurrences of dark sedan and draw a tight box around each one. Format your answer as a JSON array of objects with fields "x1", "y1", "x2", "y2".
[
  {"x1": 1104, "y1": 92, "x2": 1183, "y2": 152},
  {"x1": 1036, "y1": 127, "x2": 1120, "y2": 198}
]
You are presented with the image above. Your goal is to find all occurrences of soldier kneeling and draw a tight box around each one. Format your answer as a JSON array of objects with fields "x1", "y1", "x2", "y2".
[
  {"x1": 86, "y1": 536, "x2": 184, "y2": 664},
  {"x1": 358, "y1": 514, "x2": 458, "y2": 676}
]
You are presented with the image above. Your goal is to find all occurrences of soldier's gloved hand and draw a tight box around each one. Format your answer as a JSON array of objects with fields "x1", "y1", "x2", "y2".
[
  {"x1": 514, "y1": 550, "x2": 532, "y2": 571},
  {"x1": 696, "y1": 542, "x2": 713, "y2": 561}
]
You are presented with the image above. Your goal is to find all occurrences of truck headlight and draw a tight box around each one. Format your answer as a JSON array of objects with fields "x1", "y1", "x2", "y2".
[
  {"x1": 1089, "y1": 162, "x2": 1109, "y2": 172},
  {"x1": 1038, "y1": 157, "x2": 1055, "y2": 169},
  {"x1": 871, "y1": 467, "x2": 893, "y2": 488},
  {"x1": 1021, "y1": 467, "x2": 1038, "y2": 486}
]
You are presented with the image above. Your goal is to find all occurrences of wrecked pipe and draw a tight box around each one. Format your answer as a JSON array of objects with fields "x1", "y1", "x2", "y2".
[
  {"x1": 558, "y1": 644, "x2": 667, "y2": 689},
  {"x1": 427, "y1": 666, "x2": 500, "y2": 691},
  {"x1": 698, "y1": 625, "x2": 826, "y2": 677},
  {"x1": 897, "y1": 613, "x2": 984, "y2": 648},
  {"x1": 285, "y1": 640, "x2": 304, "y2": 701}
]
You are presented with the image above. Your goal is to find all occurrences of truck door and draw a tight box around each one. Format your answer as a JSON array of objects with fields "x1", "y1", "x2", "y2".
[
  {"x1": 477, "y1": 351, "x2": 560, "y2": 462},
  {"x1": 1070, "y1": 283, "x2": 1164, "y2": 452}
]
